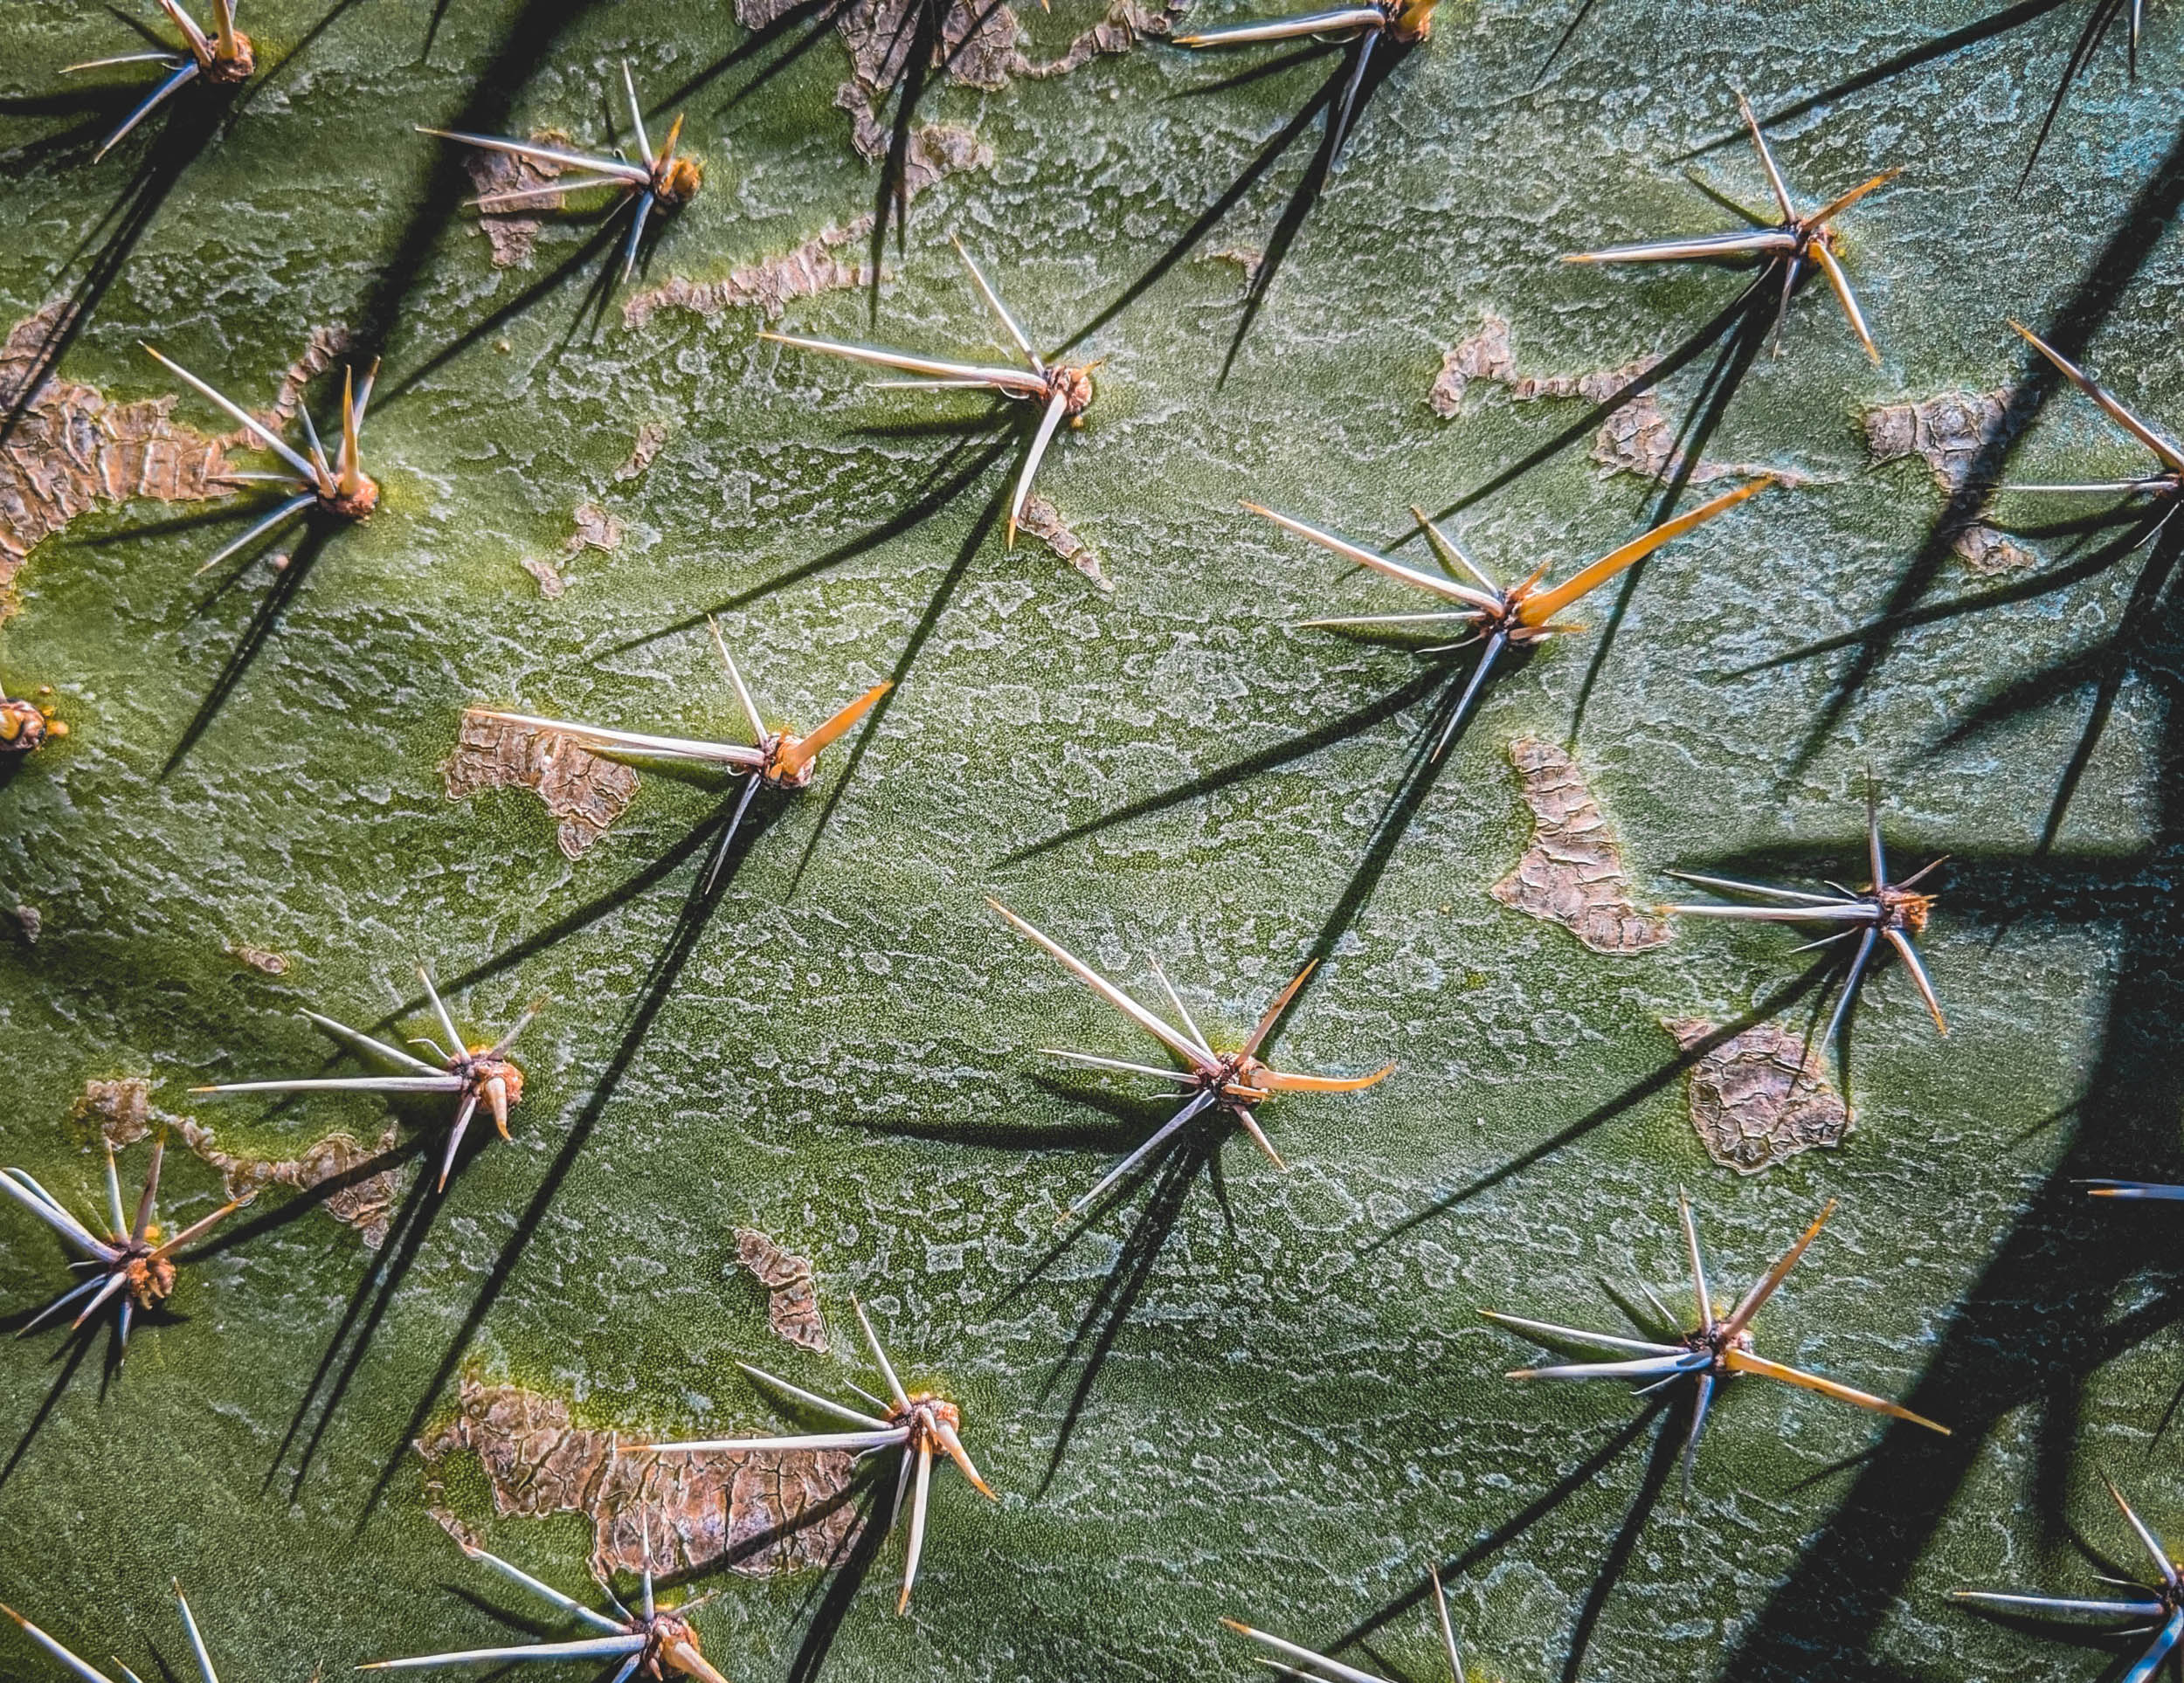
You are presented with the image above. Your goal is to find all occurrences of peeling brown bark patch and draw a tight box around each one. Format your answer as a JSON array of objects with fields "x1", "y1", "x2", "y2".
[
  {"x1": 826, "y1": 0, "x2": 1175, "y2": 107},
  {"x1": 1428, "y1": 315, "x2": 1515, "y2": 415},
  {"x1": 1664, "y1": 1017, "x2": 1850, "y2": 1174},
  {"x1": 627, "y1": 222, "x2": 867, "y2": 327},
  {"x1": 623, "y1": 126, "x2": 991, "y2": 328},
  {"x1": 521, "y1": 555, "x2": 567, "y2": 598},
  {"x1": 227, "y1": 942, "x2": 289, "y2": 974},
  {"x1": 1204, "y1": 246, "x2": 1265, "y2": 285},
  {"x1": 1011, "y1": 0, "x2": 1178, "y2": 76},
  {"x1": 263, "y1": 327, "x2": 354, "y2": 425},
  {"x1": 0, "y1": 303, "x2": 236, "y2": 616},
  {"x1": 0, "y1": 310, "x2": 356, "y2": 617},
  {"x1": 1017, "y1": 495, "x2": 1109, "y2": 589},
  {"x1": 180, "y1": 1119, "x2": 405, "y2": 1248},
  {"x1": 1864, "y1": 389, "x2": 2035, "y2": 572},
  {"x1": 1490, "y1": 740, "x2": 1671, "y2": 954},
  {"x1": 463, "y1": 131, "x2": 571, "y2": 268},
  {"x1": 565, "y1": 502, "x2": 623, "y2": 555},
  {"x1": 1429, "y1": 316, "x2": 1789, "y2": 487},
  {"x1": 73, "y1": 1077, "x2": 160, "y2": 1148},
  {"x1": 445, "y1": 711, "x2": 640, "y2": 859},
  {"x1": 417, "y1": 1377, "x2": 859, "y2": 1583},
  {"x1": 615, "y1": 423, "x2": 668, "y2": 481},
  {"x1": 736, "y1": 1228, "x2": 829, "y2": 1352}
]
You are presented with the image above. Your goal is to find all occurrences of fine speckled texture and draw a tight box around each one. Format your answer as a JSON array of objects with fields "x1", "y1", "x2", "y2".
[{"x1": 0, "y1": 3, "x2": 2178, "y2": 1682}]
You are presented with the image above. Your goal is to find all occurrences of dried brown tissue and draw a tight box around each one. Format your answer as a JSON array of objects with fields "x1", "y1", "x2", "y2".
[
  {"x1": 417, "y1": 1376, "x2": 859, "y2": 1582},
  {"x1": 825, "y1": 0, "x2": 1180, "y2": 119},
  {"x1": 1865, "y1": 389, "x2": 2036, "y2": 572},
  {"x1": 615, "y1": 423, "x2": 668, "y2": 482},
  {"x1": 736, "y1": 1228, "x2": 829, "y2": 1353},
  {"x1": 566, "y1": 502, "x2": 623, "y2": 555},
  {"x1": 464, "y1": 131, "x2": 574, "y2": 268},
  {"x1": 1664, "y1": 1017, "x2": 1850, "y2": 1174},
  {"x1": 71, "y1": 1078, "x2": 404, "y2": 1246},
  {"x1": 444, "y1": 709, "x2": 641, "y2": 860},
  {"x1": 1489, "y1": 739, "x2": 1671, "y2": 955},
  {"x1": 1429, "y1": 314, "x2": 1791, "y2": 487},
  {"x1": 622, "y1": 125, "x2": 992, "y2": 328},
  {"x1": 623, "y1": 0, "x2": 1175, "y2": 326},
  {"x1": 181, "y1": 1119, "x2": 405, "y2": 1249},
  {"x1": 0, "y1": 306, "x2": 351, "y2": 617},
  {"x1": 1017, "y1": 494, "x2": 1109, "y2": 588}
]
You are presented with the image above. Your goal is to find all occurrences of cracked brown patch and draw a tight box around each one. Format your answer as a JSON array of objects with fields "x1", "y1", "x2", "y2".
[
  {"x1": 736, "y1": 1228, "x2": 828, "y2": 1353},
  {"x1": 565, "y1": 502, "x2": 622, "y2": 555},
  {"x1": 520, "y1": 555, "x2": 567, "y2": 598},
  {"x1": 261, "y1": 327, "x2": 353, "y2": 427},
  {"x1": 73, "y1": 1077, "x2": 162, "y2": 1148},
  {"x1": 445, "y1": 710, "x2": 640, "y2": 860},
  {"x1": 1864, "y1": 389, "x2": 2035, "y2": 572},
  {"x1": 614, "y1": 423, "x2": 668, "y2": 481},
  {"x1": 1205, "y1": 246, "x2": 1266, "y2": 285},
  {"x1": 180, "y1": 1118, "x2": 404, "y2": 1248},
  {"x1": 1490, "y1": 740, "x2": 1671, "y2": 955},
  {"x1": 1428, "y1": 315, "x2": 1515, "y2": 417},
  {"x1": 418, "y1": 1376, "x2": 859, "y2": 1583},
  {"x1": 628, "y1": 221, "x2": 867, "y2": 328},
  {"x1": 227, "y1": 942, "x2": 289, "y2": 975},
  {"x1": 814, "y1": 0, "x2": 1176, "y2": 160},
  {"x1": 1431, "y1": 317, "x2": 1790, "y2": 486},
  {"x1": 0, "y1": 310, "x2": 356, "y2": 618},
  {"x1": 1017, "y1": 494, "x2": 1109, "y2": 590},
  {"x1": 1665, "y1": 1017, "x2": 1850, "y2": 1174},
  {"x1": 1011, "y1": 0, "x2": 1177, "y2": 76},
  {"x1": 841, "y1": 0, "x2": 1017, "y2": 95},
  {"x1": 13, "y1": 904, "x2": 38, "y2": 944},
  {"x1": 464, "y1": 130, "x2": 572, "y2": 268},
  {"x1": 625, "y1": 125, "x2": 989, "y2": 328},
  {"x1": 0, "y1": 303, "x2": 238, "y2": 617}
]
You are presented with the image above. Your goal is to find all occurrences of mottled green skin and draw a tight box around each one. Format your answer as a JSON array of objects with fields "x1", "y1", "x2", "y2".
[{"x1": 0, "y1": 2, "x2": 2174, "y2": 1681}]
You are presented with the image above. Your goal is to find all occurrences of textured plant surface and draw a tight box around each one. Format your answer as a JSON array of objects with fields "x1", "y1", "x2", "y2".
[{"x1": 0, "y1": 2, "x2": 2177, "y2": 1681}]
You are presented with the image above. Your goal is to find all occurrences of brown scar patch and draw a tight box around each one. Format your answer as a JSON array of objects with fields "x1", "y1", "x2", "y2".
[
  {"x1": 464, "y1": 130, "x2": 572, "y2": 268},
  {"x1": 12, "y1": 904, "x2": 38, "y2": 944},
  {"x1": 1011, "y1": 0, "x2": 1178, "y2": 76},
  {"x1": 1430, "y1": 317, "x2": 1791, "y2": 487},
  {"x1": 180, "y1": 1118, "x2": 405, "y2": 1248},
  {"x1": 1864, "y1": 389, "x2": 2035, "y2": 573},
  {"x1": 1016, "y1": 495, "x2": 1109, "y2": 590},
  {"x1": 1205, "y1": 246, "x2": 1266, "y2": 285},
  {"x1": 1428, "y1": 315, "x2": 1516, "y2": 416},
  {"x1": 822, "y1": 0, "x2": 1177, "y2": 164},
  {"x1": 1490, "y1": 739, "x2": 1671, "y2": 955},
  {"x1": 1664, "y1": 1017, "x2": 1850, "y2": 1174},
  {"x1": 614, "y1": 423, "x2": 668, "y2": 481},
  {"x1": 0, "y1": 302, "x2": 238, "y2": 617},
  {"x1": 840, "y1": 0, "x2": 1018, "y2": 101},
  {"x1": 627, "y1": 221, "x2": 868, "y2": 328},
  {"x1": 445, "y1": 710, "x2": 640, "y2": 860},
  {"x1": 227, "y1": 942, "x2": 289, "y2": 975},
  {"x1": 417, "y1": 1376, "x2": 860, "y2": 1583},
  {"x1": 735, "y1": 1228, "x2": 829, "y2": 1353},
  {"x1": 625, "y1": 125, "x2": 988, "y2": 328},
  {"x1": 565, "y1": 502, "x2": 623, "y2": 555},
  {"x1": 520, "y1": 555, "x2": 567, "y2": 598},
  {"x1": 72, "y1": 1077, "x2": 160, "y2": 1148},
  {"x1": 259, "y1": 327, "x2": 353, "y2": 429}
]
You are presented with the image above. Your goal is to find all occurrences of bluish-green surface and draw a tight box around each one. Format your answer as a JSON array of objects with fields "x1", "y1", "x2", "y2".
[{"x1": 0, "y1": 2, "x2": 2177, "y2": 1680}]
